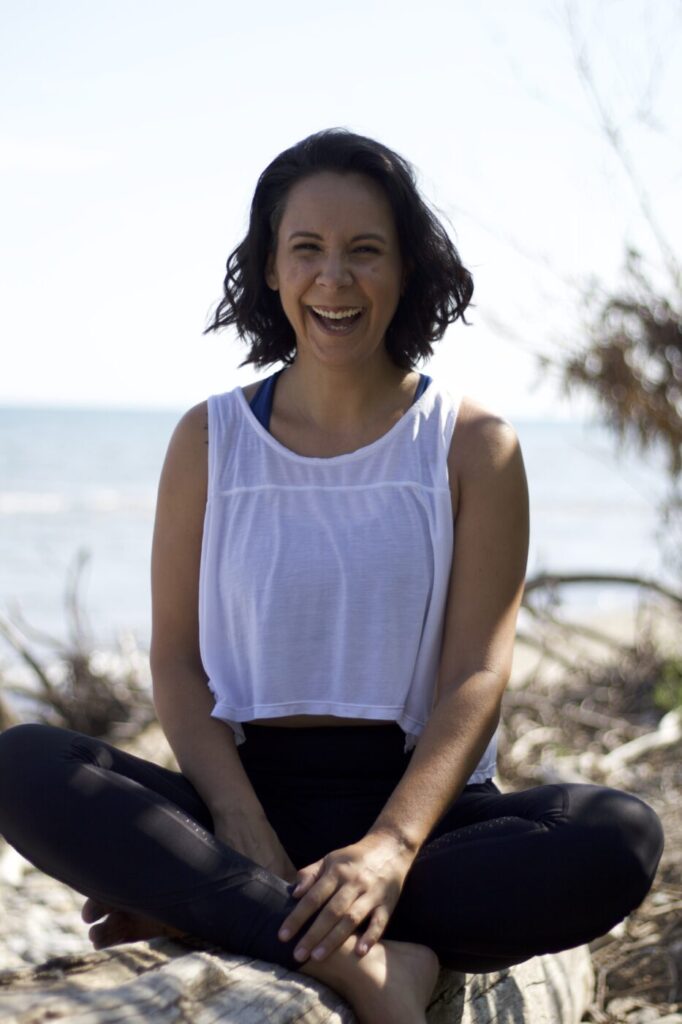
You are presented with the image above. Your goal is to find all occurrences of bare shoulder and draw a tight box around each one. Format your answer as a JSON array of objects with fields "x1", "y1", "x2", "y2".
[
  {"x1": 159, "y1": 401, "x2": 209, "y2": 497},
  {"x1": 174, "y1": 400, "x2": 209, "y2": 442},
  {"x1": 445, "y1": 396, "x2": 526, "y2": 519},
  {"x1": 450, "y1": 395, "x2": 523, "y2": 478},
  {"x1": 165, "y1": 400, "x2": 209, "y2": 458}
]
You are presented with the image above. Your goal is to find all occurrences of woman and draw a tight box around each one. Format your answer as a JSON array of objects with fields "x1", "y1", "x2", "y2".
[{"x1": 0, "y1": 129, "x2": 664, "y2": 1024}]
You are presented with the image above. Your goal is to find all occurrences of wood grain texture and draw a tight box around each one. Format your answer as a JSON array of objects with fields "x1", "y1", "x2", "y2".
[{"x1": 0, "y1": 938, "x2": 592, "y2": 1023}]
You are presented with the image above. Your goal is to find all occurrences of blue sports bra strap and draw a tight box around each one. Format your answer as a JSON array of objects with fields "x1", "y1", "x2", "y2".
[
  {"x1": 413, "y1": 373, "x2": 432, "y2": 403},
  {"x1": 249, "y1": 369, "x2": 284, "y2": 430},
  {"x1": 249, "y1": 370, "x2": 432, "y2": 432}
]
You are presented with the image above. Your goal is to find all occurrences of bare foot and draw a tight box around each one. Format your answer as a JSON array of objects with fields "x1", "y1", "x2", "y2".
[
  {"x1": 302, "y1": 937, "x2": 440, "y2": 1024},
  {"x1": 81, "y1": 898, "x2": 188, "y2": 950}
]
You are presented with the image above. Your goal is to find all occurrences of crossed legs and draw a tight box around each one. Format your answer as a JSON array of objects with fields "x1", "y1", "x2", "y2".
[{"x1": 0, "y1": 723, "x2": 663, "y2": 975}]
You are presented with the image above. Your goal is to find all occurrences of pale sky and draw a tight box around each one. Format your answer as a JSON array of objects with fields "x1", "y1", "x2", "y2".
[{"x1": 2, "y1": 0, "x2": 680, "y2": 419}]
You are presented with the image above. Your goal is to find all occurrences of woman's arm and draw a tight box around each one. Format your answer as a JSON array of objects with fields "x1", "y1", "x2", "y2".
[
  {"x1": 150, "y1": 403, "x2": 297, "y2": 882},
  {"x1": 278, "y1": 399, "x2": 529, "y2": 961},
  {"x1": 368, "y1": 401, "x2": 529, "y2": 851}
]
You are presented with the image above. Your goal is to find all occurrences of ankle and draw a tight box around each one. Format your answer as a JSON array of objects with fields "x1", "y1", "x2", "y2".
[{"x1": 299, "y1": 935, "x2": 370, "y2": 998}]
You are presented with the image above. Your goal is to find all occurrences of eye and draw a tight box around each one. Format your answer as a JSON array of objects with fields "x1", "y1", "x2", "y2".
[
  {"x1": 293, "y1": 242, "x2": 320, "y2": 251},
  {"x1": 353, "y1": 246, "x2": 381, "y2": 254}
]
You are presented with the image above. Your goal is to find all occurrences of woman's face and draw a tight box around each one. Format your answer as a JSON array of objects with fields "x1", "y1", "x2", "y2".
[{"x1": 265, "y1": 171, "x2": 404, "y2": 370}]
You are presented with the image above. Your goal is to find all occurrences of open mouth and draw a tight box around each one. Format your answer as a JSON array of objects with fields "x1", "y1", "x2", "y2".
[{"x1": 308, "y1": 307, "x2": 364, "y2": 333}]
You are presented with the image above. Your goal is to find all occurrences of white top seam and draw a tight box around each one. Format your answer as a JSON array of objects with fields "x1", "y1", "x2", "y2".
[{"x1": 208, "y1": 481, "x2": 451, "y2": 498}]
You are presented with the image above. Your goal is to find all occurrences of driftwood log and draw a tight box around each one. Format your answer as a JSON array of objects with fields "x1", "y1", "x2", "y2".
[{"x1": 0, "y1": 937, "x2": 593, "y2": 1023}]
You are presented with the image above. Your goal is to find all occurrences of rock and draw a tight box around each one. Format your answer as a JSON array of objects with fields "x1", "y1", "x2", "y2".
[{"x1": 0, "y1": 934, "x2": 593, "y2": 1023}]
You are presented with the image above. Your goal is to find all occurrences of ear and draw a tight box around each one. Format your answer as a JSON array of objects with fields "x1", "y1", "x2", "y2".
[{"x1": 265, "y1": 251, "x2": 279, "y2": 291}]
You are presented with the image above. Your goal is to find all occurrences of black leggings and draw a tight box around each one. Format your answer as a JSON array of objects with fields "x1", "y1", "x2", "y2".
[{"x1": 0, "y1": 721, "x2": 664, "y2": 973}]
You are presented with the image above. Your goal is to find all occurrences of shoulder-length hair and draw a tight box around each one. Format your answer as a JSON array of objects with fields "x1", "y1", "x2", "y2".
[{"x1": 204, "y1": 128, "x2": 474, "y2": 370}]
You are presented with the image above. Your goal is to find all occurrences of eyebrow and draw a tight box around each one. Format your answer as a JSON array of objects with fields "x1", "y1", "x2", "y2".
[{"x1": 287, "y1": 231, "x2": 387, "y2": 243}]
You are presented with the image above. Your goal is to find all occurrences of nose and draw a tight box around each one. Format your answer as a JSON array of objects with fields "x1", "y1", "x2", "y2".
[{"x1": 315, "y1": 252, "x2": 353, "y2": 288}]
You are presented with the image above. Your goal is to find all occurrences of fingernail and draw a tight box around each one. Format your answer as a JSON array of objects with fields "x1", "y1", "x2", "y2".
[
  {"x1": 294, "y1": 946, "x2": 307, "y2": 961},
  {"x1": 358, "y1": 942, "x2": 368, "y2": 954},
  {"x1": 279, "y1": 928, "x2": 291, "y2": 941},
  {"x1": 312, "y1": 947, "x2": 326, "y2": 960}
]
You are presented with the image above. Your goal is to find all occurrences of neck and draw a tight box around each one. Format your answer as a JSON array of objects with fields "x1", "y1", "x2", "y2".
[{"x1": 279, "y1": 354, "x2": 414, "y2": 436}]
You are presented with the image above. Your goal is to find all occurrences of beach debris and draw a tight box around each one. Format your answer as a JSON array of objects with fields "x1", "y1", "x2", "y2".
[{"x1": 0, "y1": 549, "x2": 154, "y2": 742}]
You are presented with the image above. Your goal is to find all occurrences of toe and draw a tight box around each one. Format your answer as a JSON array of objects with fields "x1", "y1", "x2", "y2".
[
  {"x1": 89, "y1": 913, "x2": 130, "y2": 949},
  {"x1": 82, "y1": 898, "x2": 111, "y2": 924},
  {"x1": 88, "y1": 922, "x2": 108, "y2": 948}
]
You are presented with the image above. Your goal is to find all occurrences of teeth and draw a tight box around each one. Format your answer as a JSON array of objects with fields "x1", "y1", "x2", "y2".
[{"x1": 311, "y1": 306, "x2": 363, "y2": 320}]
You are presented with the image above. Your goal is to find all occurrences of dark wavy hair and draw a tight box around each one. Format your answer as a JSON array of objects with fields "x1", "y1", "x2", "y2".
[{"x1": 204, "y1": 128, "x2": 474, "y2": 370}]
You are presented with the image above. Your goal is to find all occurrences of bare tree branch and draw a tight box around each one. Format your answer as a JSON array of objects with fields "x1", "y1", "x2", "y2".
[
  {"x1": 524, "y1": 570, "x2": 682, "y2": 608},
  {"x1": 562, "y1": 0, "x2": 682, "y2": 290}
]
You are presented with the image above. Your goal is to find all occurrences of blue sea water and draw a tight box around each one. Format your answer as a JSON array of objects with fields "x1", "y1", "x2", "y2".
[{"x1": 0, "y1": 404, "x2": 674, "y2": 662}]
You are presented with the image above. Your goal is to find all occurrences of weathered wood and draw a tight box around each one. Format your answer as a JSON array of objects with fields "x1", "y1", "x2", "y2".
[
  {"x1": 428, "y1": 945, "x2": 594, "y2": 1023},
  {"x1": 0, "y1": 938, "x2": 592, "y2": 1023}
]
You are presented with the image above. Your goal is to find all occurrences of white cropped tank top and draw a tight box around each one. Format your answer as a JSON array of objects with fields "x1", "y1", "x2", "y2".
[{"x1": 199, "y1": 376, "x2": 497, "y2": 783}]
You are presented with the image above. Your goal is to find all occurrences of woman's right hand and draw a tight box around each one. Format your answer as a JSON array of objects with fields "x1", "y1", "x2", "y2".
[{"x1": 213, "y1": 809, "x2": 299, "y2": 884}]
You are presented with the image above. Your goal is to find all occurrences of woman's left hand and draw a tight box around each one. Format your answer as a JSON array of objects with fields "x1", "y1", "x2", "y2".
[{"x1": 277, "y1": 832, "x2": 416, "y2": 963}]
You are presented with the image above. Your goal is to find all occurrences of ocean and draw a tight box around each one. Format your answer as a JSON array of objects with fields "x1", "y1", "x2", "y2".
[{"x1": 0, "y1": 404, "x2": 675, "y2": 665}]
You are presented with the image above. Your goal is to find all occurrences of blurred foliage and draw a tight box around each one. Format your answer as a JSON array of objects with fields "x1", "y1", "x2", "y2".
[
  {"x1": 543, "y1": 249, "x2": 682, "y2": 580},
  {"x1": 549, "y1": 249, "x2": 681, "y2": 477},
  {"x1": 653, "y1": 655, "x2": 682, "y2": 713},
  {"x1": 0, "y1": 549, "x2": 154, "y2": 740}
]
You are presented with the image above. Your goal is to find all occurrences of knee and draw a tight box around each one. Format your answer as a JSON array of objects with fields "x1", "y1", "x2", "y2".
[
  {"x1": 0, "y1": 722, "x2": 51, "y2": 771},
  {"x1": 612, "y1": 791, "x2": 663, "y2": 902},
  {"x1": 0, "y1": 723, "x2": 69, "y2": 804},
  {"x1": 0, "y1": 725, "x2": 45, "y2": 832},
  {"x1": 574, "y1": 786, "x2": 664, "y2": 913}
]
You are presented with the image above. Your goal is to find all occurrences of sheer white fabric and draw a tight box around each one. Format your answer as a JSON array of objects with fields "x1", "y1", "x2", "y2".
[{"x1": 199, "y1": 378, "x2": 497, "y2": 781}]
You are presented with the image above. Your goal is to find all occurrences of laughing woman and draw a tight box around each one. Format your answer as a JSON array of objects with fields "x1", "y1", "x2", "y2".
[{"x1": 0, "y1": 129, "x2": 663, "y2": 1024}]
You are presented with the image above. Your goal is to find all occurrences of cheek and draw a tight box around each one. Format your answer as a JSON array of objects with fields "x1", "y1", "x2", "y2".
[
  {"x1": 277, "y1": 276, "x2": 310, "y2": 323},
  {"x1": 365, "y1": 263, "x2": 401, "y2": 292},
  {"x1": 369, "y1": 270, "x2": 402, "y2": 308},
  {"x1": 280, "y1": 265, "x2": 311, "y2": 293}
]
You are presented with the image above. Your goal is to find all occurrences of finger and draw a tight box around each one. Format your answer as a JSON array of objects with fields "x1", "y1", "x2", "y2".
[
  {"x1": 305, "y1": 897, "x2": 376, "y2": 963},
  {"x1": 355, "y1": 906, "x2": 391, "y2": 957},
  {"x1": 292, "y1": 872, "x2": 315, "y2": 897},
  {"x1": 291, "y1": 859, "x2": 323, "y2": 896},
  {"x1": 290, "y1": 886, "x2": 371, "y2": 963},
  {"x1": 278, "y1": 873, "x2": 338, "y2": 944}
]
